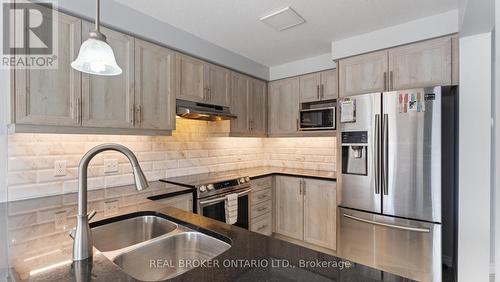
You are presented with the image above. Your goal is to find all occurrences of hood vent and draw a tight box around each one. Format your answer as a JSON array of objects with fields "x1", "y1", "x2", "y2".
[{"x1": 176, "y1": 99, "x2": 237, "y2": 121}]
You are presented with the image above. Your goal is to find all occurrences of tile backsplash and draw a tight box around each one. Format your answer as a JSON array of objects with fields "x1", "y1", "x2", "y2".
[{"x1": 7, "y1": 119, "x2": 336, "y2": 201}]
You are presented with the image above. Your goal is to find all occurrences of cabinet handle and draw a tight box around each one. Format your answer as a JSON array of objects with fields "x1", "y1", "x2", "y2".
[
  {"x1": 383, "y1": 72, "x2": 387, "y2": 91},
  {"x1": 299, "y1": 180, "x2": 303, "y2": 195},
  {"x1": 139, "y1": 105, "x2": 142, "y2": 125},
  {"x1": 389, "y1": 71, "x2": 394, "y2": 90},
  {"x1": 257, "y1": 207, "x2": 267, "y2": 212},
  {"x1": 257, "y1": 224, "x2": 268, "y2": 231},
  {"x1": 321, "y1": 84, "x2": 324, "y2": 99},
  {"x1": 303, "y1": 180, "x2": 306, "y2": 195},
  {"x1": 317, "y1": 85, "x2": 320, "y2": 100},
  {"x1": 296, "y1": 118, "x2": 299, "y2": 131},
  {"x1": 76, "y1": 98, "x2": 81, "y2": 124}
]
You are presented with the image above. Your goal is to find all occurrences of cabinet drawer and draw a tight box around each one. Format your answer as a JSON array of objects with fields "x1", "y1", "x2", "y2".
[
  {"x1": 251, "y1": 200, "x2": 272, "y2": 219},
  {"x1": 250, "y1": 213, "x2": 272, "y2": 236},
  {"x1": 251, "y1": 188, "x2": 272, "y2": 204},
  {"x1": 251, "y1": 176, "x2": 272, "y2": 192}
]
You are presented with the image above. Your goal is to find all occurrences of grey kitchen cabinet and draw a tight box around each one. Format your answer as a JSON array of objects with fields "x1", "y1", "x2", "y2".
[
  {"x1": 176, "y1": 54, "x2": 231, "y2": 107},
  {"x1": 303, "y1": 178, "x2": 337, "y2": 250},
  {"x1": 250, "y1": 176, "x2": 273, "y2": 236},
  {"x1": 268, "y1": 78, "x2": 300, "y2": 136},
  {"x1": 14, "y1": 7, "x2": 82, "y2": 126},
  {"x1": 338, "y1": 50, "x2": 388, "y2": 97},
  {"x1": 134, "y1": 39, "x2": 176, "y2": 131},
  {"x1": 206, "y1": 63, "x2": 231, "y2": 107},
  {"x1": 274, "y1": 176, "x2": 303, "y2": 240},
  {"x1": 81, "y1": 22, "x2": 135, "y2": 129},
  {"x1": 299, "y1": 69, "x2": 338, "y2": 103},
  {"x1": 388, "y1": 36, "x2": 452, "y2": 91},
  {"x1": 338, "y1": 35, "x2": 457, "y2": 97},
  {"x1": 274, "y1": 176, "x2": 337, "y2": 250},
  {"x1": 176, "y1": 54, "x2": 206, "y2": 103},
  {"x1": 230, "y1": 72, "x2": 267, "y2": 137}
]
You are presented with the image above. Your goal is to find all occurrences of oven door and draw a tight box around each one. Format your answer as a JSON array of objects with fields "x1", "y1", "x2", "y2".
[
  {"x1": 299, "y1": 107, "x2": 335, "y2": 130},
  {"x1": 197, "y1": 188, "x2": 251, "y2": 229}
]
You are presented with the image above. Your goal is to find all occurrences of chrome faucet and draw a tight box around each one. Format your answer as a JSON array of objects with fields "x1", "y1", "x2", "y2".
[{"x1": 71, "y1": 144, "x2": 149, "y2": 261}]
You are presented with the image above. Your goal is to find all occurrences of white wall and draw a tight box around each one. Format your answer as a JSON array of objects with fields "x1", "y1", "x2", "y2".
[
  {"x1": 269, "y1": 53, "x2": 336, "y2": 81},
  {"x1": 0, "y1": 2, "x2": 9, "y2": 203},
  {"x1": 36, "y1": 0, "x2": 269, "y2": 80},
  {"x1": 331, "y1": 9, "x2": 459, "y2": 60},
  {"x1": 458, "y1": 32, "x2": 492, "y2": 282}
]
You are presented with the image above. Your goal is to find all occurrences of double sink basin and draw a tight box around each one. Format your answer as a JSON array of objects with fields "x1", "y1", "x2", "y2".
[{"x1": 91, "y1": 213, "x2": 231, "y2": 281}]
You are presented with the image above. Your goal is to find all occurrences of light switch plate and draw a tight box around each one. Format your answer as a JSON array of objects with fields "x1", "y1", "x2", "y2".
[
  {"x1": 54, "y1": 160, "x2": 67, "y2": 176},
  {"x1": 104, "y1": 200, "x2": 119, "y2": 217},
  {"x1": 54, "y1": 210, "x2": 67, "y2": 229},
  {"x1": 104, "y1": 159, "x2": 119, "y2": 173}
]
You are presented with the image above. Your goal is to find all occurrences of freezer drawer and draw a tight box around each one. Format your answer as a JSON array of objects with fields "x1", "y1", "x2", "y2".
[{"x1": 338, "y1": 208, "x2": 441, "y2": 282}]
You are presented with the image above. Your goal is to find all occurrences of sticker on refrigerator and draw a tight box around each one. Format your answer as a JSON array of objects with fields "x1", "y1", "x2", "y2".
[
  {"x1": 408, "y1": 92, "x2": 417, "y2": 112},
  {"x1": 340, "y1": 98, "x2": 356, "y2": 123}
]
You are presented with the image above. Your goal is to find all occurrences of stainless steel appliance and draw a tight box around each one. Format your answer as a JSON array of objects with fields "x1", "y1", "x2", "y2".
[
  {"x1": 195, "y1": 176, "x2": 251, "y2": 229},
  {"x1": 176, "y1": 99, "x2": 237, "y2": 121},
  {"x1": 338, "y1": 86, "x2": 456, "y2": 282},
  {"x1": 299, "y1": 107, "x2": 336, "y2": 130}
]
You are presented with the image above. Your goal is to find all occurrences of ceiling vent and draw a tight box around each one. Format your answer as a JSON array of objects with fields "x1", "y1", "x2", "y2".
[{"x1": 260, "y1": 7, "x2": 305, "y2": 31}]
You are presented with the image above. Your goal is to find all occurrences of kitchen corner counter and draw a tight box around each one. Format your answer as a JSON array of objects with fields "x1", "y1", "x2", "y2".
[
  {"x1": 163, "y1": 166, "x2": 336, "y2": 188},
  {"x1": 0, "y1": 179, "x2": 411, "y2": 282}
]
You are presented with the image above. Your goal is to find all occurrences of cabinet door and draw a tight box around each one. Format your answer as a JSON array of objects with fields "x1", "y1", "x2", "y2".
[
  {"x1": 230, "y1": 72, "x2": 249, "y2": 134},
  {"x1": 176, "y1": 54, "x2": 206, "y2": 103},
  {"x1": 274, "y1": 176, "x2": 303, "y2": 240},
  {"x1": 135, "y1": 39, "x2": 175, "y2": 130},
  {"x1": 206, "y1": 64, "x2": 231, "y2": 106},
  {"x1": 338, "y1": 50, "x2": 388, "y2": 97},
  {"x1": 303, "y1": 179, "x2": 337, "y2": 250},
  {"x1": 299, "y1": 73, "x2": 321, "y2": 103},
  {"x1": 249, "y1": 78, "x2": 267, "y2": 136},
  {"x1": 82, "y1": 22, "x2": 134, "y2": 128},
  {"x1": 320, "y1": 69, "x2": 338, "y2": 100},
  {"x1": 389, "y1": 36, "x2": 452, "y2": 90},
  {"x1": 15, "y1": 9, "x2": 81, "y2": 126},
  {"x1": 268, "y1": 78, "x2": 299, "y2": 135}
]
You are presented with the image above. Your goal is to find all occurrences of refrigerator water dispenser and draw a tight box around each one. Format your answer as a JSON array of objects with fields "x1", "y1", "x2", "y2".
[{"x1": 341, "y1": 131, "x2": 368, "y2": 176}]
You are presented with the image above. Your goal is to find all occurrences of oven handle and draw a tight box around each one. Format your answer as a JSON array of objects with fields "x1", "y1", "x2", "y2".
[{"x1": 198, "y1": 188, "x2": 252, "y2": 206}]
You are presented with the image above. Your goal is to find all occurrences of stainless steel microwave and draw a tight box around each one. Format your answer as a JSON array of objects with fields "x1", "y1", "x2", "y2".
[{"x1": 299, "y1": 107, "x2": 336, "y2": 131}]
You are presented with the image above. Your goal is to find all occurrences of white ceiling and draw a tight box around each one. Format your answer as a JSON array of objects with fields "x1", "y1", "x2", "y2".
[{"x1": 115, "y1": 0, "x2": 458, "y2": 67}]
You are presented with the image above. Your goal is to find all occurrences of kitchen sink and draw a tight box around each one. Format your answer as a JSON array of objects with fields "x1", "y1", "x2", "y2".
[
  {"x1": 91, "y1": 213, "x2": 231, "y2": 281},
  {"x1": 92, "y1": 215, "x2": 178, "y2": 252},
  {"x1": 112, "y1": 232, "x2": 231, "y2": 281}
]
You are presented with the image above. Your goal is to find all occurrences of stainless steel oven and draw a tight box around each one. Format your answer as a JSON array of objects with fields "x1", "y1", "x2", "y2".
[
  {"x1": 197, "y1": 187, "x2": 251, "y2": 229},
  {"x1": 299, "y1": 107, "x2": 336, "y2": 131}
]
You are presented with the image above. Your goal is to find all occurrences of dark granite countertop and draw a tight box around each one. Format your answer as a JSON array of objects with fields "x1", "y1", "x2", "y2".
[
  {"x1": 0, "y1": 179, "x2": 411, "y2": 282},
  {"x1": 163, "y1": 166, "x2": 336, "y2": 188}
]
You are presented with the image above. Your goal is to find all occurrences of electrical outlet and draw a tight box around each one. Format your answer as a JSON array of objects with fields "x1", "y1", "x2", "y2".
[
  {"x1": 54, "y1": 160, "x2": 67, "y2": 176},
  {"x1": 54, "y1": 211, "x2": 67, "y2": 229},
  {"x1": 104, "y1": 159, "x2": 119, "y2": 173},
  {"x1": 104, "y1": 200, "x2": 119, "y2": 217}
]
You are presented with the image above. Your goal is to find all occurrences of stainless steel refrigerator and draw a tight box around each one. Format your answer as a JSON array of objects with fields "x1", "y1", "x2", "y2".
[{"x1": 338, "y1": 86, "x2": 456, "y2": 282}]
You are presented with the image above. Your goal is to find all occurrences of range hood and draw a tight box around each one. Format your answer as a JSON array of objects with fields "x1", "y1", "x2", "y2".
[{"x1": 176, "y1": 99, "x2": 237, "y2": 121}]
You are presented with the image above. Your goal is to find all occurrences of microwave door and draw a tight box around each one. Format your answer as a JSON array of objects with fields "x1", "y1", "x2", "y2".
[{"x1": 299, "y1": 107, "x2": 335, "y2": 130}]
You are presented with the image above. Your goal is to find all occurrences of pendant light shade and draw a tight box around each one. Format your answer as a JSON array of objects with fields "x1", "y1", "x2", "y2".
[{"x1": 71, "y1": 0, "x2": 122, "y2": 76}]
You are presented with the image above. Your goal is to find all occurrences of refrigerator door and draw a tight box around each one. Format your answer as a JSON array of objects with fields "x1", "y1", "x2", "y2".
[
  {"x1": 338, "y1": 207, "x2": 442, "y2": 282},
  {"x1": 339, "y1": 93, "x2": 382, "y2": 213},
  {"x1": 382, "y1": 87, "x2": 442, "y2": 222}
]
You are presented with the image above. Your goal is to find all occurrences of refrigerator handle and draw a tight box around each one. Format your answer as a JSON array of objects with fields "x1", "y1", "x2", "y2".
[
  {"x1": 374, "y1": 114, "x2": 380, "y2": 194},
  {"x1": 343, "y1": 214, "x2": 430, "y2": 233},
  {"x1": 382, "y1": 114, "x2": 389, "y2": 195}
]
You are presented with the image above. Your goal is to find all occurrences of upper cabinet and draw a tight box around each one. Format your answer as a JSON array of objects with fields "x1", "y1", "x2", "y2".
[
  {"x1": 134, "y1": 39, "x2": 176, "y2": 131},
  {"x1": 338, "y1": 50, "x2": 388, "y2": 97},
  {"x1": 299, "y1": 69, "x2": 338, "y2": 103},
  {"x1": 230, "y1": 73, "x2": 267, "y2": 137},
  {"x1": 338, "y1": 35, "x2": 457, "y2": 97},
  {"x1": 14, "y1": 8, "x2": 82, "y2": 127},
  {"x1": 81, "y1": 22, "x2": 135, "y2": 129},
  {"x1": 268, "y1": 78, "x2": 300, "y2": 136},
  {"x1": 388, "y1": 36, "x2": 452, "y2": 90},
  {"x1": 176, "y1": 54, "x2": 206, "y2": 103},
  {"x1": 176, "y1": 54, "x2": 231, "y2": 107}
]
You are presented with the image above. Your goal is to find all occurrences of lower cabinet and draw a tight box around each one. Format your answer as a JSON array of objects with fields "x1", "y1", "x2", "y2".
[
  {"x1": 274, "y1": 176, "x2": 337, "y2": 250},
  {"x1": 250, "y1": 176, "x2": 273, "y2": 236},
  {"x1": 155, "y1": 193, "x2": 193, "y2": 212}
]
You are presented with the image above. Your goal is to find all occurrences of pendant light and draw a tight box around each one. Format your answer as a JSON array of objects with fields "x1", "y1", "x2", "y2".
[{"x1": 71, "y1": 0, "x2": 122, "y2": 76}]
